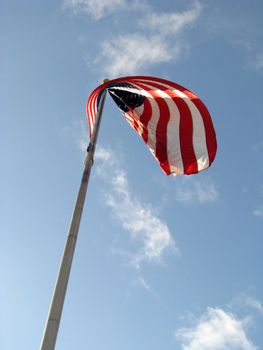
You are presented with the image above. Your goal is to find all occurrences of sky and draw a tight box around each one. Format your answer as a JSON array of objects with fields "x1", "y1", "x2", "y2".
[{"x1": 1, "y1": 1, "x2": 263, "y2": 349}]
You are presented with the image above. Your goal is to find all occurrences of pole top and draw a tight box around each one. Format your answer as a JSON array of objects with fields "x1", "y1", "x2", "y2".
[{"x1": 103, "y1": 79, "x2": 109, "y2": 84}]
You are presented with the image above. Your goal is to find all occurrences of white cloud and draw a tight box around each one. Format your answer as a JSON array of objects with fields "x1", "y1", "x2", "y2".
[
  {"x1": 243, "y1": 296, "x2": 263, "y2": 316},
  {"x1": 251, "y1": 184, "x2": 263, "y2": 217},
  {"x1": 139, "y1": 1, "x2": 202, "y2": 36},
  {"x1": 233, "y1": 293, "x2": 263, "y2": 316},
  {"x1": 60, "y1": 120, "x2": 89, "y2": 152},
  {"x1": 236, "y1": 41, "x2": 263, "y2": 74},
  {"x1": 106, "y1": 170, "x2": 177, "y2": 266},
  {"x1": 253, "y1": 207, "x2": 263, "y2": 217},
  {"x1": 242, "y1": 49, "x2": 263, "y2": 75},
  {"x1": 77, "y1": 120, "x2": 89, "y2": 152},
  {"x1": 252, "y1": 140, "x2": 263, "y2": 152},
  {"x1": 100, "y1": 34, "x2": 178, "y2": 77},
  {"x1": 176, "y1": 308, "x2": 256, "y2": 350},
  {"x1": 225, "y1": 38, "x2": 263, "y2": 75},
  {"x1": 95, "y1": 145, "x2": 178, "y2": 268},
  {"x1": 175, "y1": 178, "x2": 218, "y2": 204},
  {"x1": 98, "y1": 1, "x2": 202, "y2": 76},
  {"x1": 95, "y1": 146, "x2": 114, "y2": 163},
  {"x1": 249, "y1": 52, "x2": 263, "y2": 72},
  {"x1": 63, "y1": 0, "x2": 126, "y2": 19},
  {"x1": 252, "y1": 186, "x2": 263, "y2": 218},
  {"x1": 133, "y1": 276, "x2": 151, "y2": 291}
]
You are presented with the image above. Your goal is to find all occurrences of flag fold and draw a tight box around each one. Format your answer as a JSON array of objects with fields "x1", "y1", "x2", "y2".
[{"x1": 87, "y1": 76, "x2": 217, "y2": 175}]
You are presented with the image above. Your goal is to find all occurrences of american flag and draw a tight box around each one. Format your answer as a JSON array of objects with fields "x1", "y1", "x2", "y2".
[{"x1": 86, "y1": 76, "x2": 217, "y2": 175}]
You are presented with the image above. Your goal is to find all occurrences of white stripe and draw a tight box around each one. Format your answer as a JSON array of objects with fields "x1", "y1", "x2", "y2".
[
  {"x1": 124, "y1": 113, "x2": 135, "y2": 129},
  {"x1": 138, "y1": 79, "x2": 209, "y2": 172},
  {"x1": 124, "y1": 104, "x2": 145, "y2": 136},
  {"x1": 90, "y1": 93, "x2": 97, "y2": 134},
  {"x1": 137, "y1": 82, "x2": 184, "y2": 174},
  {"x1": 108, "y1": 87, "x2": 145, "y2": 135},
  {"x1": 108, "y1": 86, "x2": 144, "y2": 94},
  {"x1": 127, "y1": 82, "x2": 160, "y2": 158},
  {"x1": 91, "y1": 90, "x2": 100, "y2": 133},
  {"x1": 120, "y1": 82, "x2": 160, "y2": 158},
  {"x1": 133, "y1": 103, "x2": 145, "y2": 136},
  {"x1": 172, "y1": 88, "x2": 209, "y2": 172}
]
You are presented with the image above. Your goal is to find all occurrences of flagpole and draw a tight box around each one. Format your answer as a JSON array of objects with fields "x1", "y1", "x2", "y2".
[{"x1": 40, "y1": 81, "x2": 108, "y2": 350}]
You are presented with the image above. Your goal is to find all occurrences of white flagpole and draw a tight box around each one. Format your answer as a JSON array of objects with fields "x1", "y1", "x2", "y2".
[{"x1": 40, "y1": 81, "x2": 108, "y2": 350}]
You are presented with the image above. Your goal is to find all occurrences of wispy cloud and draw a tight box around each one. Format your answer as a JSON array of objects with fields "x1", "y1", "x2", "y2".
[
  {"x1": 139, "y1": 0, "x2": 201, "y2": 36},
  {"x1": 100, "y1": 34, "x2": 177, "y2": 77},
  {"x1": 252, "y1": 140, "x2": 263, "y2": 152},
  {"x1": 236, "y1": 41, "x2": 263, "y2": 74},
  {"x1": 253, "y1": 186, "x2": 263, "y2": 218},
  {"x1": 98, "y1": 1, "x2": 202, "y2": 76},
  {"x1": 133, "y1": 276, "x2": 151, "y2": 291},
  {"x1": 63, "y1": 0, "x2": 126, "y2": 19},
  {"x1": 253, "y1": 207, "x2": 263, "y2": 218},
  {"x1": 175, "y1": 177, "x2": 218, "y2": 204},
  {"x1": 64, "y1": 0, "x2": 202, "y2": 75},
  {"x1": 95, "y1": 145, "x2": 178, "y2": 268},
  {"x1": 60, "y1": 120, "x2": 89, "y2": 152},
  {"x1": 78, "y1": 120, "x2": 89, "y2": 152},
  {"x1": 176, "y1": 307, "x2": 256, "y2": 350},
  {"x1": 241, "y1": 45, "x2": 263, "y2": 75},
  {"x1": 95, "y1": 146, "x2": 114, "y2": 163},
  {"x1": 234, "y1": 293, "x2": 263, "y2": 316},
  {"x1": 248, "y1": 52, "x2": 263, "y2": 73},
  {"x1": 244, "y1": 296, "x2": 263, "y2": 315}
]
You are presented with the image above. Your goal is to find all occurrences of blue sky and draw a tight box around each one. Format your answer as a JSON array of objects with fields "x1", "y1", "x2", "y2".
[{"x1": 1, "y1": 1, "x2": 263, "y2": 349}]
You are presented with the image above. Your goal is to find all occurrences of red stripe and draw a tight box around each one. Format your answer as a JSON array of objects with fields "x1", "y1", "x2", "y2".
[
  {"x1": 134, "y1": 77, "x2": 217, "y2": 167},
  {"x1": 86, "y1": 83, "x2": 108, "y2": 137},
  {"x1": 137, "y1": 97, "x2": 152, "y2": 144},
  {"x1": 133, "y1": 81, "x2": 171, "y2": 175},
  {"x1": 89, "y1": 90, "x2": 100, "y2": 135},
  {"x1": 177, "y1": 95, "x2": 198, "y2": 174},
  {"x1": 87, "y1": 90, "x2": 97, "y2": 133},
  {"x1": 133, "y1": 119, "x2": 139, "y2": 133},
  {"x1": 137, "y1": 80, "x2": 198, "y2": 174},
  {"x1": 181, "y1": 90, "x2": 217, "y2": 166},
  {"x1": 162, "y1": 88, "x2": 198, "y2": 174},
  {"x1": 86, "y1": 93, "x2": 94, "y2": 137},
  {"x1": 129, "y1": 109, "x2": 139, "y2": 133},
  {"x1": 89, "y1": 92, "x2": 97, "y2": 135}
]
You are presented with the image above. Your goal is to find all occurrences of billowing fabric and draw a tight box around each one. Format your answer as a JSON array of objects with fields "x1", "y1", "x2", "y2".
[{"x1": 86, "y1": 76, "x2": 217, "y2": 175}]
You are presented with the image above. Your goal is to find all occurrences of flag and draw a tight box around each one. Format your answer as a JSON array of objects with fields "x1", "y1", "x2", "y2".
[{"x1": 86, "y1": 76, "x2": 217, "y2": 175}]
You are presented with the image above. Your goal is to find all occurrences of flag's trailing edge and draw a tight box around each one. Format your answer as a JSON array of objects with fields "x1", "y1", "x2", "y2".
[{"x1": 86, "y1": 76, "x2": 217, "y2": 176}]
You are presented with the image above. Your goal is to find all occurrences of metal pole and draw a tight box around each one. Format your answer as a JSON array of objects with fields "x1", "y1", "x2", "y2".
[{"x1": 40, "y1": 83, "x2": 108, "y2": 350}]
